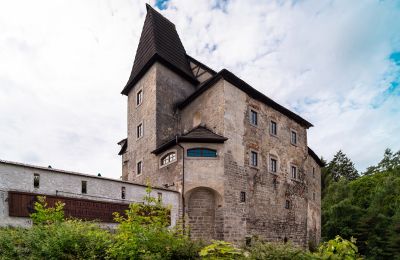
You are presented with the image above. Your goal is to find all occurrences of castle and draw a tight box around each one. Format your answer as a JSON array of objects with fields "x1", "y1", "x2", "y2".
[{"x1": 118, "y1": 4, "x2": 323, "y2": 246}]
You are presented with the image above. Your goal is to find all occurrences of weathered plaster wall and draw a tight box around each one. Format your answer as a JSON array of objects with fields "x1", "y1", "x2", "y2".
[{"x1": 0, "y1": 162, "x2": 180, "y2": 227}]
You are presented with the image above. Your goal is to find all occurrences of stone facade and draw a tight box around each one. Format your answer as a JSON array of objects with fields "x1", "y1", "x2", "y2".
[{"x1": 119, "y1": 4, "x2": 322, "y2": 247}]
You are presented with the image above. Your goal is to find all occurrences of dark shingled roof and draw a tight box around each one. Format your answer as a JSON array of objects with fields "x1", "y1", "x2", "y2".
[
  {"x1": 121, "y1": 4, "x2": 197, "y2": 95},
  {"x1": 152, "y1": 125, "x2": 228, "y2": 154},
  {"x1": 118, "y1": 138, "x2": 127, "y2": 155},
  {"x1": 308, "y1": 147, "x2": 325, "y2": 167},
  {"x1": 177, "y1": 69, "x2": 313, "y2": 128}
]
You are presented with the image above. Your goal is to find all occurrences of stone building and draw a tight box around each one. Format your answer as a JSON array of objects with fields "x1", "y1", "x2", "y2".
[{"x1": 118, "y1": 4, "x2": 324, "y2": 246}]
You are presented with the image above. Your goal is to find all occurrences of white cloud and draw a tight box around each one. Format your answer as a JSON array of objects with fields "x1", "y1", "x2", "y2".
[{"x1": 0, "y1": 0, "x2": 399, "y2": 178}]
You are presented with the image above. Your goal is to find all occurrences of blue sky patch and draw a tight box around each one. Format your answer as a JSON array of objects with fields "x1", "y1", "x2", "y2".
[{"x1": 155, "y1": 0, "x2": 169, "y2": 10}]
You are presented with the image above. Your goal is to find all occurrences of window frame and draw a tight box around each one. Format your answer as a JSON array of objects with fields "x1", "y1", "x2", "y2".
[
  {"x1": 285, "y1": 200, "x2": 291, "y2": 209},
  {"x1": 136, "y1": 89, "x2": 143, "y2": 107},
  {"x1": 33, "y1": 173, "x2": 40, "y2": 189},
  {"x1": 240, "y1": 191, "x2": 246, "y2": 203},
  {"x1": 250, "y1": 151, "x2": 258, "y2": 168},
  {"x1": 187, "y1": 148, "x2": 217, "y2": 158},
  {"x1": 160, "y1": 150, "x2": 177, "y2": 168},
  {"x1": 290, "y1": 129, "x2": 297, "y2": 145},
  {"x1": 137, "y1": 122, "x2": 143, "y2": 139},
  {"x1": 270, "y1": 120, "x2": 277, "y2": 136},
  {"x1": 270, "y1": 157, "x2": 277, "y2": 173},
  {"x1": 249, "y1": 109, "x2": 258, "y2": 126},
  {"x1": 291, "y1": 165, "x2": 297, "y2": 179},
  {"x1": 137, "y1": 161, "x2": 143, "y2": 176},
  {"x1": 81, "y1": 180, "x2": 87, "y2": 194}
]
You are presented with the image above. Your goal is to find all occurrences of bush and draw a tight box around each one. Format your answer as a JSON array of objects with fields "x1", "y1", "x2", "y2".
[
  {"x1": 30, "y1": 196, "x2": 65, "y2": 225},
  {"x1": 199, "y1": 240, "x2": 243, "y2": 260},
  {"x1": 246, "y1": 241, "x2": 313, "y2": 260},
  {"x1": 106, "y1": 187, "x2": 200, "y2": 259}
]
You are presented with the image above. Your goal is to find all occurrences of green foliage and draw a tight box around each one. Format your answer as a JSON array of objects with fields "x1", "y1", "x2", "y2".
[
  {"x1": 0, "y1": 220, "x2": 111, "y2": 260},
  {"x1": 327, "y1": 150, "x2": 359, "y2": 181},
  {"x1": 246, "y1": 241, "x2": 312, "y2": 260},
  {"x1": 30, "y1": 196, "x2": 65, "y2": 225},
  {"x1": 107, "y1": 186, "x2": 200, "y2": 259},
  {"x1": 199, "y1": 240, "x2": 242, "y2": 259},
  {"x1": 316, "y1": 236, "x2": 361, "y2": 260},
  {"x1": 322, "y1": 149, "x2": 400, "y2": 259}
]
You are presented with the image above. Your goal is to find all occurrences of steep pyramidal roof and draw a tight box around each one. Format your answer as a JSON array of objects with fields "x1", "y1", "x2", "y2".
[{"x1": 121, "y1": 4, "x2": 196, "y2": 95}]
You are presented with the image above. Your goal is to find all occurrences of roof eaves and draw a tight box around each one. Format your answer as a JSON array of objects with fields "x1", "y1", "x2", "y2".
[{"x1": 308, "y1": 147, "x2": 325, "y2": 167}]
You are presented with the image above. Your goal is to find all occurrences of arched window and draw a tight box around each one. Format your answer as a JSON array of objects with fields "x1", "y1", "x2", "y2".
[
  {"x1": 161, "y1": 152, "x2": 177, "y2": 166},
  {"x1": 187, "y1": 148, "x2": 217, "y2": 158}
]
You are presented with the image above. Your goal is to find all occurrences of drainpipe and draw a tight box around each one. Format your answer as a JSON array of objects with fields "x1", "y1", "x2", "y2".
[{"x1": 176, "y1": 136, "x2": 186, "y2": 234}]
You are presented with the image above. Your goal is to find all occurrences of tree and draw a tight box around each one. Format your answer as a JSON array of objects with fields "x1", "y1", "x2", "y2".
[
  {"x1": 327, "y1": 150, "x2": 359, "y2": 181},
  {"x1": 364, "y1": 148, "x2": 400, "y2": 175}
]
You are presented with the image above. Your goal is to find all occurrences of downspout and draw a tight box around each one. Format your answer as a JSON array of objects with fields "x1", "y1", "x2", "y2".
[{"x1": 176, "y1": 136, "x2": 186, "y2": 234}]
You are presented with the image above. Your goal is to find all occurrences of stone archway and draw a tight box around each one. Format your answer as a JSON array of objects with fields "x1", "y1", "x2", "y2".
[{"x1": 186, "y1": 187, "x2": 222, "y2": 241}]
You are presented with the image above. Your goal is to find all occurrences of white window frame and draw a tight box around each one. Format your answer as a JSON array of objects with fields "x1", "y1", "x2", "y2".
[
  {"x1": 137, "y1": 122, "x2": 143, "y2": 139},
  {"x1": 160, "y1": 150, "x2": 177, "y2": 168},
  {"x1": 136, "y1": 88, "x2": 143, "y2": 107}
]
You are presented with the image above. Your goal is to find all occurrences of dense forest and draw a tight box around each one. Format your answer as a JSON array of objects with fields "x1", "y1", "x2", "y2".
[{"x1": 321, "y1": 148, "x2": 400, "y2": 259}]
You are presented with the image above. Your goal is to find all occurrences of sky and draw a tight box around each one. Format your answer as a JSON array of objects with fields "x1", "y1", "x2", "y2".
[{"x1": 0, "y1": 0, "x2": 399, "y2": 178}]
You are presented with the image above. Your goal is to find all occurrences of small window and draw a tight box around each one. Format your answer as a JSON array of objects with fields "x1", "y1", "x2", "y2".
[
  {"x1": 157, "y1": 192, "x2": 162, "y2": 202},
  {"x1": 270, "y1": 158, "x2": 277, "y2": 173},
  {"x1": 33, "y1": 173, "x2": 40, "y2": 188},
  {"x1": 187, "y1": 148, "x2": 217, "y2": 157},
  {"x1": 137, "y1": 161, "x2": 142, "y2": 175},
  {"x1": 270, "y1": 121, "x2": 277, "y2": 135},
  {"x1": 313, "y1": 192, "x2": 316, "y2": 201},
  {"x1": 250, "y1": 110, "x2": 258, "y2": 125},
  {"x1": 251, "y1": 151, "x2": 258, "y2": 167},
  {"x1": 136, "y1": 90, "x2": 143, "y2": 106},
  {"x1": 137, "y1": 123, "x2": 143, "y2": 138},
  {"x1": 291, "y1": 130, "x2": 297, "y2": 145},
  {"x1": 285, "y1": 200, "x2": 290, "y2": 209},
  {"x1": 312, "y1": 167, "x2": 315, "y2": 178},
  {"x1": 161, "y1": 152, "x2": 177, "y2": 166},
  {"x1": 81, "y1": 181, "x2": 87, "y2": 194},
  {"x1": 121, "y1": 187, "x2": 126, "y2": 199},
  {"x1": 291, "y1": 166, "x2": 297, "y2": 179},
  {"x1": 240, "y1": 191, "x2": 246, "y2": 202}
]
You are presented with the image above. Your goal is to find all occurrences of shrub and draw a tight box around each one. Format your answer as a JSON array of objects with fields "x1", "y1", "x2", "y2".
[
  {"x1": 30, "y1": 196, "x2": 65, "y2": 225},
  {"x1": 199, "y1": 240, "x2": 243, "y2": 260},
  {"x1": 246, "y1": 241, "x2": 313, "y2": 260},
  {"x1": 106, "y1": 186, "x2": 200, "y2": 259},
  {"x1": 316, "y1": 235, "x2": 362, "y2": 260}
]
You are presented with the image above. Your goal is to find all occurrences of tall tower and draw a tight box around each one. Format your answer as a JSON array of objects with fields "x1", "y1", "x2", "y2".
[{"x1": 119, "y1": 5, "x2": 197, "y2": 186}]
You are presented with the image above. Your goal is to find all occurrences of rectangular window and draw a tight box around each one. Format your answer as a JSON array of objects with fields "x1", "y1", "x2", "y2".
[
  {"x1": 270, "y1": 158, "x2": 277, "y2": 173},
  {"x1": 33, "y1": 173, "x2": 40, "y2": 188},
  {"x1": 291, "y1": 130, "x2": 297, "y2": 145},
  {"x1": 251, "y1": 151, "x2": 258, "y2": 167},
  {"x1": 121, "y1": 187, "x2": 126, "y2": 199},
  {"x1": 136, "y1": 90, "x2": 143, "y2": 106},
  {"x1": 240, "y1": 191, "x2": 246, "y2": 203},
  {"x1": 291, "y1": 166, "x2": 297, "y2": 179},
  {"x1": 137, "y1": 161, "x2": 142, "y2": 175},
  {"x1": 250, "y1": 110, "x2": 258, "y2": 125},
  {"x1": 81, "y1": 181, "x2": 87, "y2": 194},
  {"x1": 157, "y1": 192, "x2": 162, "y2": 202},
  {"x1": 285, "y1": 200, "x2": 290, "y2": 209},
  {"x1": 313, "y1": 192, "x2": 316, "y2": 201},
  {"x1": 270, "y1": 121, "x2": 277, "y2": 135},
  {"x1": 312, "y1": 167, "x2": 315, "y2": 178},
  {"x1": 137, "y1": 123, "x2": 143, "y2": 138}
]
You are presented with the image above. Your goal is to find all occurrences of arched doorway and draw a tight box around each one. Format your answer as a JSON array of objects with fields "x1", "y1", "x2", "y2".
[{"x1": 186, "y1": 187, "x2": 222, "y2": 241}]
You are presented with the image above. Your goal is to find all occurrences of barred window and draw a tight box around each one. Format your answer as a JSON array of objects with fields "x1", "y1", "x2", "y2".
[
  {"x1": 121, "y1": 187, "x2": 126, "y2": 199},
  {"x1": 137, "y1": 123, "x2": 143, "y2": 138}
]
